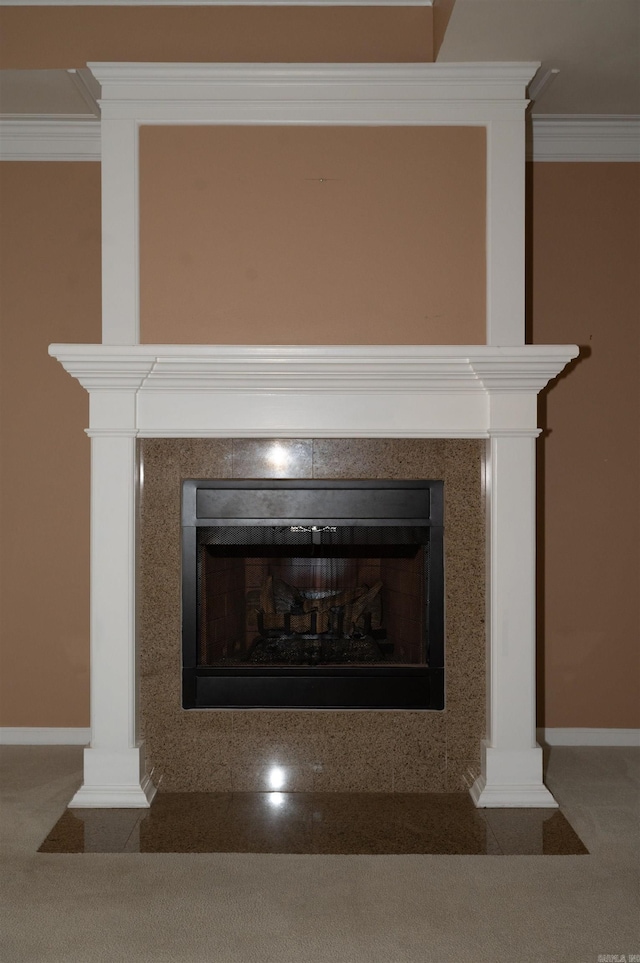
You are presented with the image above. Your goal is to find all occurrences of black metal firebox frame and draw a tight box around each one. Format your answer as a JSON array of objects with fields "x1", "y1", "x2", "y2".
[{"x1": 181, "y1": 479, "x2": 444, "y2": 710}]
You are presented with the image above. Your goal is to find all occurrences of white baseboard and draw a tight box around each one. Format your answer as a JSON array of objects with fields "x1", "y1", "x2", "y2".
[
  {"x1": 538, "y1": 727, "x2": 640, "y2": 747},
  {"x1": 0, "y1": 727, "x2": 91, "y2": 746}
]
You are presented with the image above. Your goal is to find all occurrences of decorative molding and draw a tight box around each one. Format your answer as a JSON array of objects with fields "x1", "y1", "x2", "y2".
[
  {"x1": 537, "y1": 728, "x2": 640, "y2": 747},
  {"x1": 90, "y1": 62, "x2": 537, "y2": 124},
  {"x1": 49, "y1": 344, "x2": 578, "y2": 395},
  {"x1": 531, "y1": 115, "x2": 640, "y2": 162},
  {"x1": 3, "y1": 113, "x2": 637, "y2": 163},
  {"x1": 0, "y1": 117, "x2": 100, "y2": 161},
  {"x1": 49, "y1": 342, "x2": 576, "y2": 442},
  {"x1": 0, "y1": 727, "x2": 91, "y2": 745},
  {"x1": 68, "y1": 68, "x2": 102, "y2": 118},
  {"x1": 68, "y1": 774, "x2": 157, "y2": 809},
  {"x1": 470, "y1": 777, "x2": 558, "y2": 809}
]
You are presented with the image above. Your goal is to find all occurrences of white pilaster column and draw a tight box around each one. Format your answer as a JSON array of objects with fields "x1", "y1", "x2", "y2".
[
  {"x1": 471, "y1": 402, "x2": 557, "y2": 807},
  {"x1": 69, "y1": 391, "x2": 155, "y2": 808},
  {"x1": 486, "y1": 117, "x2": 527, "y2": 346},
  {"x1": 100, "y1": 116, "x2": 139, "y2": 345}
]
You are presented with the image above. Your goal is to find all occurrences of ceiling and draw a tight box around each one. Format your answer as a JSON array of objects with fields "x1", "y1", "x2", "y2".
[{"x1": 0, "y1": 0, "x2": 638, "y2": 117}]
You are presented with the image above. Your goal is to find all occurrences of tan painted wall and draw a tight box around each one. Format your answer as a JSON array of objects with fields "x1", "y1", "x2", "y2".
[
  {"x1": 531, "y1": 163, "x2": 640, "y2": 728},
  {"x1": 0, "y1": 163, "x2": 101, "y2": 727},
  {"x1": 0, "y1": 6, "x2": 433, "y2": 67},
  {"x1": 139, "y1": 125, "x2": 486, "y2": 345},
  {"x1": 1, "y1": 159, "x2": 637, "y2": 730}
]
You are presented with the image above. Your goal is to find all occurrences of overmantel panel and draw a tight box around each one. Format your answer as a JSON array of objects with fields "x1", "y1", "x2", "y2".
[{"x1": 91, "y1": 61, "x2": 538, "y2": 347}]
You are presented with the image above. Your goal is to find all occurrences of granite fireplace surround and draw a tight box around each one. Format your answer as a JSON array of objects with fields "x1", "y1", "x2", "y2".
[{"x1": 139, "y1": 438, "x2": 484, "y2": 794}]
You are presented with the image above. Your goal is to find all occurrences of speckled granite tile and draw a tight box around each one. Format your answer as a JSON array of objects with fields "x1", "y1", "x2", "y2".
[
  {"x1": 230, "y1": 710, "x2": 322, "y2": 766},
  {"x1": 393, "y1": 761, "x2": 447, "y2": 793},
  {"x1": 231, "y1": 762, "x2": 316, "y2": 792},
  {"x1": 138, "y1": 438, "x2": 486, "y2": 793},
  {"x1": 232, "y1": 439, "x2": 313, "y2": 478},
  {"x1": 311, "y1": 760, "x2": 394, "y2": 793},
  {"x1": 392, "y1": 711, "x2": 447, "y2": 790},
  {"x1": 444, "y1": 755, "x2": 482, "y2": 792},
  {"x1": 312, "y1": 439, "x2": 447, "y2": 480},
  {"x1": 155, "y1": 760, "x2": 233, "y2": 794},
  {"x1": 445, "y1": 706, "x2": 486, "y2": 761}
]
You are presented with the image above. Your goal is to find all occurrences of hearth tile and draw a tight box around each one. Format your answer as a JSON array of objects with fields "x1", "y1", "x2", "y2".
[
  {"x1": 38, "y1": 808, "x2": 142, "y2": 853},
  {"x1": 482, "y1": 808, "x2": 589, "y2": 855},
  {"x1": 133, "y1": 792, "x2": 312, "y2": 854},
  {"x1": 232, "y1": 439, "x2": 313, "y2": 478},
  {"x1": 37, "y1": 793, "x2": 589, "y2": 855},
  {"x1": 312, "y1": 438, "x2": 447, "y2": 480},
  {"x1": 134, "y1": 792, "x2": 240, "y2": 853}
]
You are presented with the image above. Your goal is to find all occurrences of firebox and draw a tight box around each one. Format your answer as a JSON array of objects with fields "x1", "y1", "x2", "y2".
[{"x1": 181, "y1": 480, "x2": 444, "y2": 709}]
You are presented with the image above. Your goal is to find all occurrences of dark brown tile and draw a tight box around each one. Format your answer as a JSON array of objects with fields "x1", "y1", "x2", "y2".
[
  {"x1": 38, "y1": 809, "x2": 142, "y2": 853},
  {"x1": 482, "y1": 808, "x2": 589, "y2": 855},
  {"x1": 38, "y1": 791, "x2": 586, "y2": 855}
]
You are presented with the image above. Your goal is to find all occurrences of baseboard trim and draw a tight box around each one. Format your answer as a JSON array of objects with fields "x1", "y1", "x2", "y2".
[
  {"x1": 0, "y1": 727, "x2": 91, "y2": 746},
  {"x1": 537, "y1": 727, "x2": 640, "y2": 747}
]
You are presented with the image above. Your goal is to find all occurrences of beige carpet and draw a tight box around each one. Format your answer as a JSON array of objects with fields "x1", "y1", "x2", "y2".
[{"x1": 1, "y1": 745, "x2": 638, "y2": 963}]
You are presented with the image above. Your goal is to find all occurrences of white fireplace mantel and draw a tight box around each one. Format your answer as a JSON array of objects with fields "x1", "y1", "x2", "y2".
[
  {"x1": 49, "y1": 60, "x2": 579, "y2": 809},
  {"x1": 50, "y1": 342, "x2": 578, "y2": 809},
  {"x1": 50, "y1": 342, "x2": 577, "y2": 438}
]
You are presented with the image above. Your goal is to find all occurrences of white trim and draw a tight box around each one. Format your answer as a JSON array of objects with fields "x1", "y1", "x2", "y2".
[
  {"x1": 68, "y1": 774, "x2": 157, "y2": 809},
  {"x1": 531, "y1": 116, "x2": 640, "y2": 162},
  {"x1": 48, "y1": 343, "x2": 577, "y2": 438},
  {"x1": 538, "y1": 728, "x2": 640, "y2": 747},
  {"x1": 3, "y1": 114, "x2": 637, "y2": 164},
  {"x1": 0, "y1": 727, "x2": 91, "y2": 745},
  {"x1": 0, "y1": 117, "x2": 101, "y2": 161},
  {"x1": 471, "y1": 745, "x2": 557, "y2": 808},
  {"x1": 68, "y1": 69, "x2": 102, "y2": 119}
]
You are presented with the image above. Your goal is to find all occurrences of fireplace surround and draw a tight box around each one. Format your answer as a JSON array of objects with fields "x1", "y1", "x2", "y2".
[{"x1": 49, "y1": 61, "x2": 579, "y2": 808}]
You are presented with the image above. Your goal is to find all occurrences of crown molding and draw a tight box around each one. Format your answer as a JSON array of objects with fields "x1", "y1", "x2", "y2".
[
  {"x1": 2, "y1": 108, "x2": 638, "y2": 162},
  {"x1": 0, "y1": 116, "x2": 101, "y2": 160},
  {"x1": 49, "y1": 344, "x2": 578, "y2": 395},
  {"x1": 531, "y1": 115, "x2": 640, "y2": 162}
]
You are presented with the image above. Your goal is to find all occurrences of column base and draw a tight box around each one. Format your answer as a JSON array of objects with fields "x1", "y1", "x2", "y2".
[
  {"x1": 68, "y1": 746, "x2": 157, "y2": 809},
  {"x1": 469, "y1": 742, "x2": 558, "y2": 808}
]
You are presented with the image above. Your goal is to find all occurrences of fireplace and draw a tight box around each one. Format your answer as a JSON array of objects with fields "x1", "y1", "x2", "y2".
[
  {"x1": 48, "y1": 62, "x2": 579, "y2": 808},
  {"x1": 182, "y1": 479, "x2": 444, "y2": 709}
]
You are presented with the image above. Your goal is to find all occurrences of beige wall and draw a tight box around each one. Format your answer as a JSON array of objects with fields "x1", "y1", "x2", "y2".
[
  {"x1": 139, "y1": 125, "x2": 486, "y2": 345},
  {"x1": 2, "y1": 159, "x2": 637, "y2": 730},
  {"x1": 1, "y1": 160, "x2": 637, "y2": 727},
  {"x1": 531, "y1": 163, "x2": 640, "y2": 728},
  {"x1": 0, "y1": 163, "x2": 101, "y2": 727},
  {"x1": 0, "y1": 6, "x2": 433, "y2": 67}
]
